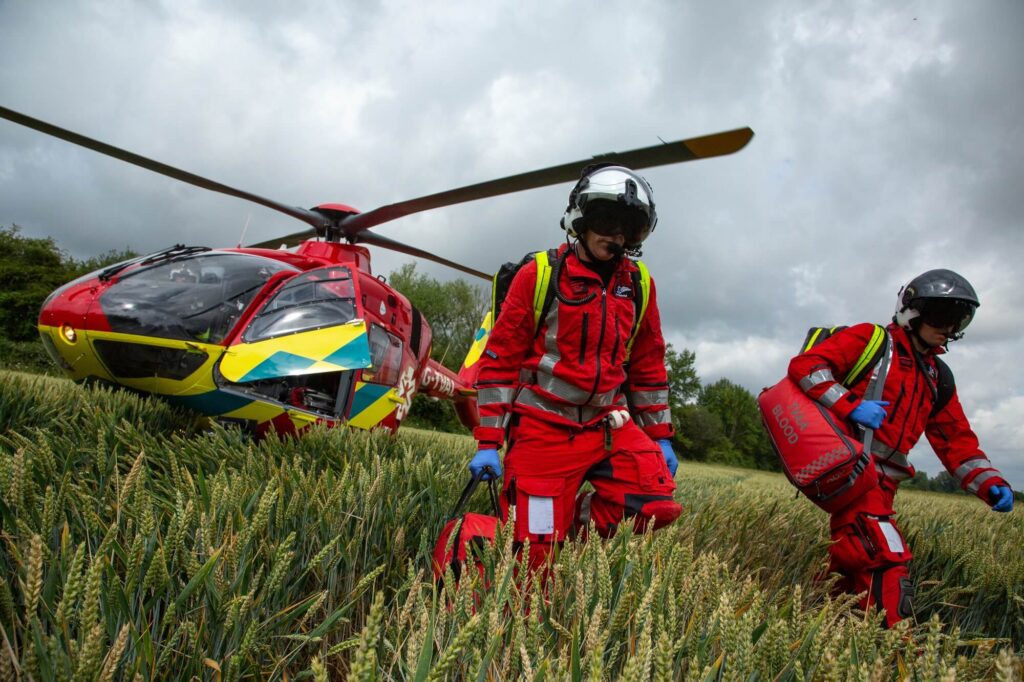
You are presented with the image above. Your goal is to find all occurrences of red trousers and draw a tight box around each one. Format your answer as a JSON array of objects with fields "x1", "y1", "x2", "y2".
[
  {"x1": 828, "y1": 480, "x2": 914, "y2": 628},
  {"x1": 500, "y1": 414, "x2": 681, "y2": 569}
]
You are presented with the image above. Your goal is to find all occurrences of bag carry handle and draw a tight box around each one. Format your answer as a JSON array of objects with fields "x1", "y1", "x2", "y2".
[{"x1": 450, "y1": 466, "x2": 501, "y2": 519}]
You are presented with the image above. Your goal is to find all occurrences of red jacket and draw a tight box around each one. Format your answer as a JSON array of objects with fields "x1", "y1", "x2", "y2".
[
  {"x1": 788, "y1": 322, "x2": 1007, "y2": 501},
  {"x1": 474, "y1": 244, "x2": 673, "y2": 448}
]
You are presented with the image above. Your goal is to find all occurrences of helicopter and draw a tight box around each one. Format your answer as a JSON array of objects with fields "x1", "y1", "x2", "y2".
[{"x1": 0, "y1": 105, "x2": 753, "y2": 437}]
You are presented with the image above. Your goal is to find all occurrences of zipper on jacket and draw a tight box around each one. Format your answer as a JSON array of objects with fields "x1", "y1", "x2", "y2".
[
  {"x1": 584, "y1": 288, "x2": 608, "y2": 405},
  {"x1": 579, "y1": 312, "x2": 589, "y2": 364},
  {"x1": 610, "y1": 314, "x2": 621, "y2": 364},
  {"x1": 893, "y1": 354, "x2": 921, "y2": 449},
  {"x1": 887, "y1": 385, "x2": 905, "y2": 423}
]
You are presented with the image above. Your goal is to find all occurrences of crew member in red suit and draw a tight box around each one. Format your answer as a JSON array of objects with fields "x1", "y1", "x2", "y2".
[
  {"x1": 788, "y1": 269, "x2": 1014, "y2": 627},
  {"x1": 469, "y1": 164, "x2": 682, "y2": 569}
]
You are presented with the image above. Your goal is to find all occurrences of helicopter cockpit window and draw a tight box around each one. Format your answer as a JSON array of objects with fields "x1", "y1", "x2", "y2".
[
  {"x1": 100, "y1": 253, "x2": 297, "y2": 344},
  {"x1": 244, "y1": 267, "x2": 357, "y2": 342},
  {"x1": 364, "y1": 324, "x2": 403, "y2": 386}
]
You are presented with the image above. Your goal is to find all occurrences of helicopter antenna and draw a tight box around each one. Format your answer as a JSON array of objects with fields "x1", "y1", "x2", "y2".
[{"x1": 237, "y1": 212, "x2": 252, "y2": 248}]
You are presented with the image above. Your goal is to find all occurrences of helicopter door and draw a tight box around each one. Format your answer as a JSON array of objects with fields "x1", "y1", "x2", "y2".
[
  {"x1": 216, "y1": 266, "x2": 369, "y2": 418},
  {"x1": 346, "y1": 323, "x2": 411, "y2": 430}
]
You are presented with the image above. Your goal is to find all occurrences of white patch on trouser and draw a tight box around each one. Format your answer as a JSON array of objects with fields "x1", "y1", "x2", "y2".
[
  {"x1": 528, "y1": 496, "x2": 555, "y2": 534},
  {"x1": 877, "y1": 520, "x2": 905, "y2": 553}
]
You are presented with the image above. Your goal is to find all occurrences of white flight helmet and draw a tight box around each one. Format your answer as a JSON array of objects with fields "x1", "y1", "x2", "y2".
[{"x1": 560, "y1": 164, "x2": 657, "y2": 251}]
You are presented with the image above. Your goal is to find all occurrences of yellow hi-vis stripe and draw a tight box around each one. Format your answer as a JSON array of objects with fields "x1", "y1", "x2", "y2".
[
  {"x1": 532, "y1": 250, "x2": 552, "y2": 329},
  {"x1": 844, "y1": 325, "x2": 884, "y2": 385},
  {"x1": 803, "y1": 328, "x2": 826, "y2": 352},
  {"x1": 624, "y1": 260, "x2": 651, "y2": 360}
]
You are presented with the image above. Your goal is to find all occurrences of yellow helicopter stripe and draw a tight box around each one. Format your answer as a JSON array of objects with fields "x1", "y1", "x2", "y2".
[
  {"x1": 460, "y1": 311, "x2": 493, "y2": 371},
  {"x1": 220, "y1": 320, "x2": 370, "y2": 383},
  {"x1": 346, "y1": 381, "x2": 398, "y2": 429},
  {"x1": 39, "y1": 325, "x2": 225, "y2": 395}
]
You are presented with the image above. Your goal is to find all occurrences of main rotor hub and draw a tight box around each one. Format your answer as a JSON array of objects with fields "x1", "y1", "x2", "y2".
[{"x1": 311, "y1": 204, "x2": 361, "y2": 242}]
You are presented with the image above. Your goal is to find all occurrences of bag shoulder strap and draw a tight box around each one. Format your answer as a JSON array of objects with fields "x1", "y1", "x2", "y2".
[
  {"x1": 624, "y1": 259, "x2": 651, "y2": 361},
  {"x1": 801, "y1": 324, "x2": 887, "y2": 388},
  {"x1": 531, "y1": 248, "x2": 558, "y2": 332},
  {"x1": 844, "y1": 324, "x2": 888, "y2": 386},
  {"x1": 930, "y1": 355, "x2": 956, "y2": 417}
]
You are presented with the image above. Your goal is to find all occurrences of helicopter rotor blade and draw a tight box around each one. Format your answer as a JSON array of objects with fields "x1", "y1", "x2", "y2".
[
  {"x1": 246, "y1": 228, "x2": 318, "y2": 250},
  {"x1": 353, "y1": 230, "x2": 491, "y2": 281},
  {"x1": 0, "y1": 105, "x2": 329, "y2": 233},
  {"x1": 339, "y1": 127, "x2": 754, "y2": 235}
]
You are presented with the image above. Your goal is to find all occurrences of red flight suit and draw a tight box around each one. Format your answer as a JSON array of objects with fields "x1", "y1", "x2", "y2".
[
  {"x1": 474, "y1": 243, "x2": 680, "y2": 567},
  {"x1": 789, "y1": 322, "x2": 1008, "y2": 627}
]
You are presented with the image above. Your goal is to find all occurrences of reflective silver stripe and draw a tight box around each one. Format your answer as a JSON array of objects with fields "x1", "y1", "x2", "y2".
[
  {"x1": 516, "y1": 387, "x2": 605, "y2": 424},
  {"x1": 818, "y1": 383, "x2": 848, "y2": 408},
  {"x1": 799, "y1": 369, "x2": 835, "y2": 391},
  {"x1": 629, "y1": 389, "x2": 669, "y2": 407},
  {"x1": 478, "y1": 387, "x2": 514, "y2": 406},
  {"x1": 537, "y1": 301, "x2": 561, "y2": 376},
  {"x1": 966, "y1": 469, "x2": 1000, "y2": 494},
  {"x1": 535, "y1": 369, "x2": 620, "y2": 406},
  {"x1": 869, "y1": 441, "x2": 910, "y2": 469},
  {"x1": 480, "y1": 414, "x2": 510, "y2": 429},
  {"x1": 635, "y1": 408, "x2": 671, "y2": 427},
  {"x1": 875, "y1": 461, "x2": 912, "y2": 482},
  {"x1": 954, "y1": 458, "x2": 993, "y2": 482}
]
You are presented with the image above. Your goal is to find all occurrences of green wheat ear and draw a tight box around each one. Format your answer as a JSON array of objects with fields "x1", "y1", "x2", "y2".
[{"x1": 0, "y1": 368, "x2": 1021, "y2": 679}]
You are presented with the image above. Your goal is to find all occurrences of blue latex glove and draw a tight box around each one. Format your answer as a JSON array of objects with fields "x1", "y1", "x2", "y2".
[
  {"x1": 658, "y1": 439, "x2": 679, "y2": 477},
  {"x1": 849, "y1": 400, "x2": 890, "y2": 430},
  {"x1": 469, "y1": 448, "x2": 502, "y2": 480},
  {"x1": 989, "y1": 485, "x2": 1014, "y2": 512}
]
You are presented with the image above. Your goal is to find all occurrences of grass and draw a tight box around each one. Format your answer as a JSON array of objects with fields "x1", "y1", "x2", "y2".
[{"x1": 0, "y1": 370, "x2": 1021, "y2": 680}]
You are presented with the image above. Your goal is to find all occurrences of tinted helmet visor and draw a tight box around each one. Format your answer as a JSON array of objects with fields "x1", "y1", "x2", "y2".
[
  {"x1": 916, "y1": 298, "x2": 976, "y2": 333},
  {"x1": 581, "y1": 202, "x2": 648, "y2": 244}
]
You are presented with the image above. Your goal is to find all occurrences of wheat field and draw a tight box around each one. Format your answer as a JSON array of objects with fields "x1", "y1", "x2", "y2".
[{"x1": 0, "y1": 370, "x2": 1021, "y2": 680}]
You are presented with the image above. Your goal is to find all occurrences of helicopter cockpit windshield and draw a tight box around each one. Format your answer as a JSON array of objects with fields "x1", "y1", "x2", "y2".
[
  {"x1": 99, "y1": 253, "x2": 298, "y2": 344},
  {"x1": 216, "y1": 266, "x2": 363, "y2": 419},
  {"x1": 244, "y1": 267, "x2": 357, "y2": 341}
]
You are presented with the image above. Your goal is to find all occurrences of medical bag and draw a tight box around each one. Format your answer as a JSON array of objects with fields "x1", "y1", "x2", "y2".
[
  {"x1": 758, "y1": 377, "x2": 879, "y2": 512},
  {"x1": 757, "y1": 325, "x2": 890, "y2": 513},
  {"x1": 432, "y1": 467, "x2": 502, "y2": 584}
]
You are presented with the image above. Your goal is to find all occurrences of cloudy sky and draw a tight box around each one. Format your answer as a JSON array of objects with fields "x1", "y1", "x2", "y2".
[{"x1": 2, "y1": 0, "x2": 1022, "y2": 486}]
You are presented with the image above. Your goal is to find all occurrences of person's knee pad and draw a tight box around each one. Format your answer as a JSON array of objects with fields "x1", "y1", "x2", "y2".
[
  {"x1": 871, "y1": 565, "x2": 914, "y2": 628},
  {"x1": 629, "y1": 495, "x2": 682, "y2": 530}
]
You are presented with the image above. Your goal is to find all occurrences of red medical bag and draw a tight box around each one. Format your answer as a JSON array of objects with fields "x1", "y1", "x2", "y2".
[
  {"x1": 432, "y1": 467, "x2": 502, "y2": 584},
  {"x1": 758, "y1": 377, "x2": 878, "y2": 513}
]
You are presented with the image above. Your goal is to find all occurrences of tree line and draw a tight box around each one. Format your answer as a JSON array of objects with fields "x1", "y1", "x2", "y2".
[{"x1": 0, "y1": 225, "x2": 136, "y2": 373}]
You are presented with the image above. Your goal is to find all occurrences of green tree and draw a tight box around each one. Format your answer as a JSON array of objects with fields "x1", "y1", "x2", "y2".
[
  {"x1": 0, "y1": 225, "x2": 68, "y2": 340},
  {"x1": 388, "y1": 262, "x2": 487, "y2": 371},
  {"x1": 0, "y1": 225, "x2": 138, "y2": 342},
  {"x1": 697, "y1": 378, "x2": 778, "y2": 471},
  {"x1": 0, "y1": 226, "x2": 136, "y2": 373},
  {"x1": 664, "y1": 343, "x2": 700, "y2": 407},
  {"x1": 672, "y1": 403, "x2": 728, "y2": 462},
  {"x1": 388, "y1": 262, "x2": 488, "y2": 433}
]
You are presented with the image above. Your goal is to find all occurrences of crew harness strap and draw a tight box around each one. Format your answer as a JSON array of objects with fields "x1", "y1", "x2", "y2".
[
  {"x1": 522, "y1": 249, "x2": 651, "y2": 360},
  {"x1": 802, "y1": 324, "x2": 954, "y2": 417}
]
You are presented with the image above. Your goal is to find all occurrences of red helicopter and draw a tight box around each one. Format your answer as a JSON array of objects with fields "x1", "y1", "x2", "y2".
[{"x1": 0, "y1": 105, "x2": 753, "y2": 437}]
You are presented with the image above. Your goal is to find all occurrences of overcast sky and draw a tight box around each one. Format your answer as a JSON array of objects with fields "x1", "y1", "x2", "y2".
[{"x1": 2, "y1": 0, "x2": 1021, "y2": 486}]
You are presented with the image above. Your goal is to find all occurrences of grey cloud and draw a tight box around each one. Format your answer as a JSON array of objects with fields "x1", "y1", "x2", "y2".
[{"x1": 1, "y1": 0, "x2": 1021, "y2": 485}]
